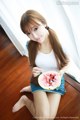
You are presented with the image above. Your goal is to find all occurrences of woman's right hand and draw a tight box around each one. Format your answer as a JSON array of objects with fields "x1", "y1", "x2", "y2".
[{"x1": 32, "y1": 67, "x2": 43, "y2": 77}]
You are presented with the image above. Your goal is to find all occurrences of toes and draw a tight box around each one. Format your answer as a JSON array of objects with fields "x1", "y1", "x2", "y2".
[
  {"x1": 20, "y1": 89, "x2": 24, "y2": 92},
  {"x1": 12, "y1": 104, "x2": 18, "y2": 113},
  {"x1": 12, "y1": 106, "x2": 16, "y2": 112},
  {"x1": 20, "y1": 88, "x2": 26, "y2": 92}
]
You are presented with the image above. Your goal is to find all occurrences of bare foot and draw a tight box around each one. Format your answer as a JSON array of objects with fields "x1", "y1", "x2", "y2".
[
  {"x1": 12, "y1": 95, "x2": 27, "y2": 112},
  {"x1": 20, "y1": 86, "x2": 31, "y2": 93}
]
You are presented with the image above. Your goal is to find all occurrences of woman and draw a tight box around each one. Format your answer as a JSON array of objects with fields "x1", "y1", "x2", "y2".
[{"x1": 12, "y1": 10, "x2": 69, "y2": 120}]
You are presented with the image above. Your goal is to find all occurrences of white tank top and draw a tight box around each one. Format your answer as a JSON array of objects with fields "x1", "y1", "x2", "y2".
[{"x1": 35, "y1": 50, "x2": 58, "y2": 72}]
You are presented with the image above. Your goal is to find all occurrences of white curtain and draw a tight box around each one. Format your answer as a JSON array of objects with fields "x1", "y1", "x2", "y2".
[
  {"x1": 0, "y1": 0, "x2": 80, "y2": 67},
  {"x1": 60, "y1": 0, "x2": 80, "y2": 66}
]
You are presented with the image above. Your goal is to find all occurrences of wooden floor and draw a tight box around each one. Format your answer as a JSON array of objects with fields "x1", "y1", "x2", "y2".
[{"x1": 0, "y1": 26, "x2": 80, "y2": 120}]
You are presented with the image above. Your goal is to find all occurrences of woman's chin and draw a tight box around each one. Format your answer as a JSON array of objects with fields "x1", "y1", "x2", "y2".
[{"x1": 38, "y1": 40, "x2": 43, "y2": 44}]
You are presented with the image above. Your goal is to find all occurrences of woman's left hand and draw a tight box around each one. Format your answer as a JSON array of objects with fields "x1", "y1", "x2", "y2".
[{"x1": 58, "y1": 71, "x2": 63, "y2": 79}]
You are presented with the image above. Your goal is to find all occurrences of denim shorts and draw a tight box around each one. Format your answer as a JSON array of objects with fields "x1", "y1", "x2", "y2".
[{"x1": 30, "y1": 74, "x2": 66, "y2": 95}]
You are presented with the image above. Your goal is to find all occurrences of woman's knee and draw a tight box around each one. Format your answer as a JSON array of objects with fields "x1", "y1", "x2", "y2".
[
  {"x1": 35, "y1": 109, "x2": 50, "y2": 119},
  {"x1": 50, "y1": 112, "x2": 57, "y2": 120},
  {"x1": 49, "y1": 106, "x2": 59, "y2": 120}
]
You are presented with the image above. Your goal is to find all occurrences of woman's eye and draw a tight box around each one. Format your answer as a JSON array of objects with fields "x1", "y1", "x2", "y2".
[
  {"x1": 34, "y1": 27, "x2": 38, "y2": 31},
  {"x1": 27, "y1": 32, "x2": 30, "y2": 36}
]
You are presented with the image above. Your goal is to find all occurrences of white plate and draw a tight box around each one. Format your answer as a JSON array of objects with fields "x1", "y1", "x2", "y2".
[{"x1": 38, "y1": 71, "x2": 61, "y2": 90}]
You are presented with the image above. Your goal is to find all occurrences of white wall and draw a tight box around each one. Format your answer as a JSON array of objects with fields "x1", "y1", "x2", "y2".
[{"x1": 0, "y1": 0, "x2": 47, "y2": 55}]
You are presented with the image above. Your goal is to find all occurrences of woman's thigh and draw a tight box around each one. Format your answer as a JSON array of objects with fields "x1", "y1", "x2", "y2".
[
  {"x1": 47, "y1": 93, "x2": 61, "y2": 118},
  {"x1": 33, "y1": 91, "x2": 50, "y2": 118}
]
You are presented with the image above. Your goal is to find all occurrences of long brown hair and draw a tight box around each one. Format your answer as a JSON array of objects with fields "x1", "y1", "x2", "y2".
[{"x1": 20, "y1": 10, "x2": 69, "y2": 70}]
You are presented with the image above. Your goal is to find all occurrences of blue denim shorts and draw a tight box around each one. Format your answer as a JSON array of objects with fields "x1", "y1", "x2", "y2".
[{"x1": 30, "y1": 74, "x2": 66, "y2": 95}]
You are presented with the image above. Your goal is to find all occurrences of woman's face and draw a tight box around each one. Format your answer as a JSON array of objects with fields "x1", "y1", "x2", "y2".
[{"x1": 26, "y1": 22, "x2": 48, "y2": 44}]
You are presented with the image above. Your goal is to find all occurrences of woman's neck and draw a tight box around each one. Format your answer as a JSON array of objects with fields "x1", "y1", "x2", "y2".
[{"x1": 38, "y1": 38, "x2": 52, "y2": 53}]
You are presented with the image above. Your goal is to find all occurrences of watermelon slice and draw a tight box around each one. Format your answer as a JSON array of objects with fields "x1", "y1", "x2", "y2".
[{"x1": 38, "y1": 71, "x2": 61, "y2": 90}]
